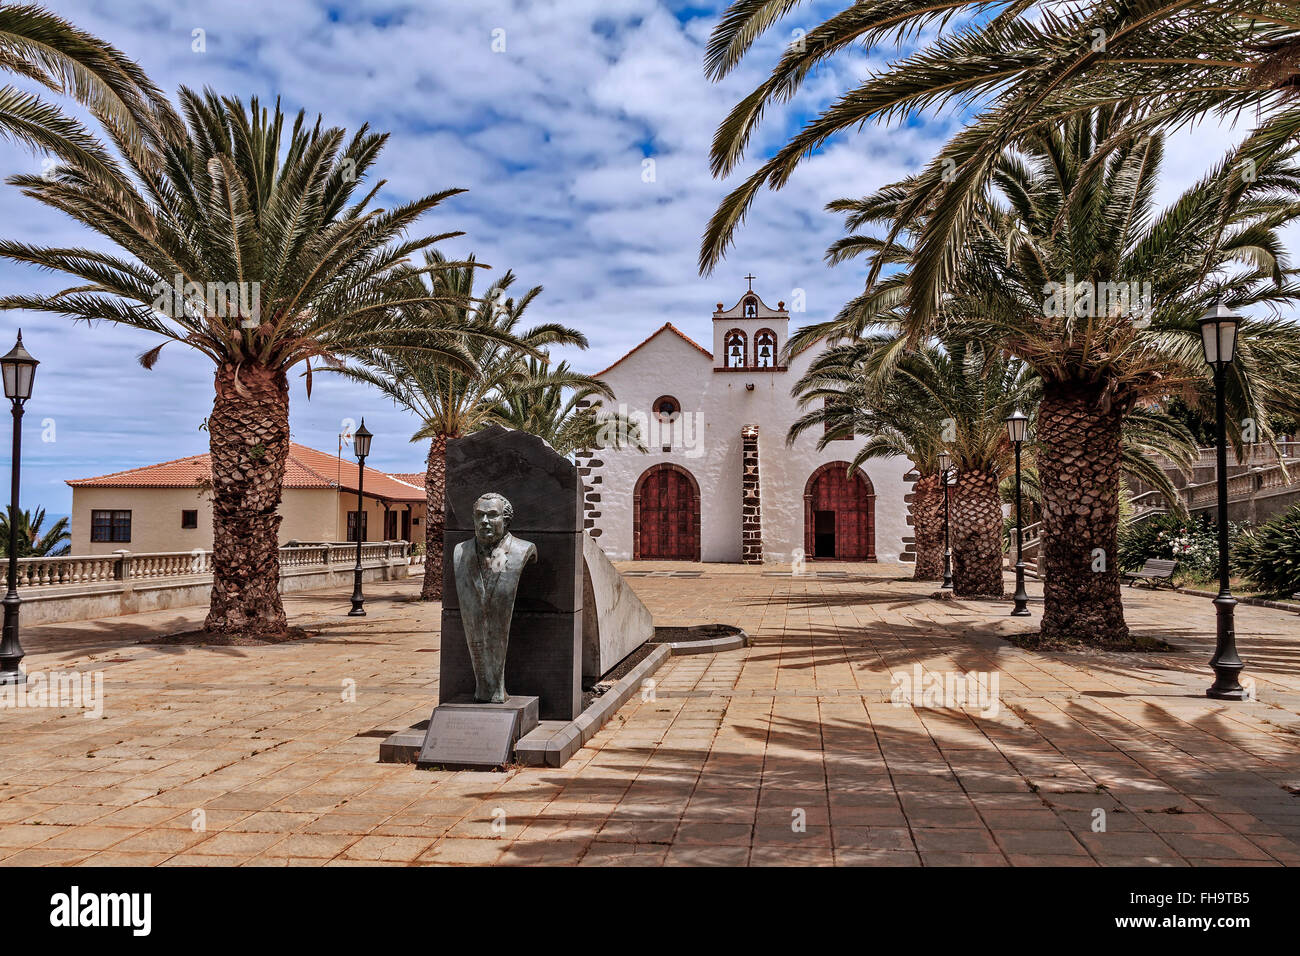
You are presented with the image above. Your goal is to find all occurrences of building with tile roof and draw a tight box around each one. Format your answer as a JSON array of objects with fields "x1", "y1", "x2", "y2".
[{"x1": 67, "y1": 442, "x2": 427, "y2": 554}]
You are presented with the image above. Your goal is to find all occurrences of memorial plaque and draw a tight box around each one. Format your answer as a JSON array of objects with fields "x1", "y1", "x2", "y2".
[{"x1": 416, "y1": 696, "x2": 539, "y2": 770}]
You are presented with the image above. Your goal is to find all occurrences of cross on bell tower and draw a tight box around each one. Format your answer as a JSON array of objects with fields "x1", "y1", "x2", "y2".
[{"x1": 744, "y1": 273, "x2": 756, "y2": 291}]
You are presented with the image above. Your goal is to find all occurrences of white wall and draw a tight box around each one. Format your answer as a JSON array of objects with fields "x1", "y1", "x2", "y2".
[{"x1": 590, "y1": 323, "x2": 913, "y2": 563}]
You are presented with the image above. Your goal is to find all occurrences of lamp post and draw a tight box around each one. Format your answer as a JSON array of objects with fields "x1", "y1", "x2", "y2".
[
  {"x1": 1005, "y1": 409, "x2": 1030, "y2": 616},
  {"x1": 1200, "y1": 302, "x2": 1244, "y2": 700},
  {"x1": 937, "y1": 450, "x2": 953, "y2": 590},
  {"x1": 1, "y1": 331, "x2": 38, "y2": 685},
  {"x1": 348, "y1": 419, "x2": 373, "y2": 617}
]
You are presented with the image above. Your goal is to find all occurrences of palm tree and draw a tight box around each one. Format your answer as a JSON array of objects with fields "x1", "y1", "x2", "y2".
[
  {"x1": 793, "y1": 334, "x2": 1033, "y2": 594},
  {"x1": 490, "y1": 355, "x2": 645, "y2": 458},
  {"x1": 697, "y1": 1, "x2": 1300, "y2": 319},
  {"x1": 792, "y1": 191, "x2": 1018, "y2": 587},
  {"x1": 998, "y1": 406, "x2": 1201, "y2": 555},
  {"x1": 0, "y1": 90, "x2": 473, "y2": 639},
  {"x1": 0, "y1": 3, "x2": 175, "y2": 175},
  {"x1": 799, "y1": 333, "x2": 1202, "y2": 590},
  {"x1": 341, "y1": 252, "x2": 589, "y2": 600},
  {"x1": 0, "y1": 505, "x2": 69, "y2": 557},
  {"x1": 811, "y1": 114, "x2": 1300, "y2": 643}
]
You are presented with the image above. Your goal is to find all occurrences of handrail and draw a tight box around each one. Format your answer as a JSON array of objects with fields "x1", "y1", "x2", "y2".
[{"x1": 1132, "y1": 455, "x2": 1297, "y2": 514}]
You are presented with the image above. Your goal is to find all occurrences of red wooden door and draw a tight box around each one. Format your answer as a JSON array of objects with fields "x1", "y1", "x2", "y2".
[
  {"x1": 805, "y1": 466, "x2": 875, "y2": 560},
  {"x1": 637, "y1": 467, "x2": 699, "y2": 560}
]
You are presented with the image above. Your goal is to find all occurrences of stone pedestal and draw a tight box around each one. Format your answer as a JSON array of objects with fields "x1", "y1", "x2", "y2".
[{"x1": 416, "y1": 696, "x2": 539, "y2": 770}]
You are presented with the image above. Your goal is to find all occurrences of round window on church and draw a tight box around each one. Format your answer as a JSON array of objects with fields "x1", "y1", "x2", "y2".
[{"x1": 653, "y1": 395, "x2": 681, "y2": 422}]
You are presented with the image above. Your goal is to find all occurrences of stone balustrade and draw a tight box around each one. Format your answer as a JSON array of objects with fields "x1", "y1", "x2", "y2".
[
  {"x1": 1190, "y1": 440, "x2": 1300, "y2": 466},
  {"x1": 13, "y1": 541, "x2": 417, "y2": 627},
  {"x1": 1128, "y1": 450, "x2": 1298, "y2": 526},
  {"x1": 1007, "y1": 522, "x2": 1043, "y2": 568},
  {"x1": 16, "y1": 541, "x2": 411, "y2": 592},
  {"x1": 1180, "y1": 465, "x2": 1296, "y2": 522},
  {"x1": 14, "y1": 554, "x2": 118, "y2": 588}
]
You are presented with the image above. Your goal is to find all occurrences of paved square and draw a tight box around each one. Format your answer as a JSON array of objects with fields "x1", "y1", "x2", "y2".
[{"x1": 1, "y1": 563, "x2": 1298, "y2": 866}]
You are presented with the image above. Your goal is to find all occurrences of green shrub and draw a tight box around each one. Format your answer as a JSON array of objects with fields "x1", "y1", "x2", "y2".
[
  {"x1": 1232, "y1": 504, "x2": 1300, "y2": 595},
  {"x1": 1119, "y1": 512, "x2": 1244, "y2": 580},
  {"x1": 1120, "y1": 513, "x2": 1180, "y2": 571}
]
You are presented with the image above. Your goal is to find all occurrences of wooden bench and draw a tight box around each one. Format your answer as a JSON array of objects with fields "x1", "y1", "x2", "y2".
[{"x1": 1123, "y1": 558, "x2": 1178, "y2": 589}]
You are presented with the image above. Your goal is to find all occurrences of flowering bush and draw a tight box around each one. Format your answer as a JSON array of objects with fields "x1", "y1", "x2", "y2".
[
  {"x1": 1160, "y1": 529, "x2": 1217, "y2": 577},
  {"x1": 1119, "y1": 512, "x2": 1245, "y2": 580}
]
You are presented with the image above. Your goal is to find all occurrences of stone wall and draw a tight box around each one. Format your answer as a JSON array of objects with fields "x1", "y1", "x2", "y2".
[{"x1": 741, "y1": 424, "x2": 762, "y2": 564}]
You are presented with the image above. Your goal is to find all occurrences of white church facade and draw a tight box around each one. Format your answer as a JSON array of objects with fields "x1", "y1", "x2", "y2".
[{"x1": 577, "y1": 287, "x2": 916, "y2": 564}]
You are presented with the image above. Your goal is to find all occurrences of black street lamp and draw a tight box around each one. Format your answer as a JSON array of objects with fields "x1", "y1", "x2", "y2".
[
  {"x1": 1, "y1": 331, "x2": 38, "y2": 685},
  {"x1": 349, "y1": 419, "x2": 373, "y2": 618},
  {"x1": 1200, "y1": 302, "x2": 1244, "y2": 700},
  {"x1": 937, "y1": 450, "x2": 953, "y2": 590},
  {"x1": 1005, "y1": 408, "x2": 1031, "y2": 616}
]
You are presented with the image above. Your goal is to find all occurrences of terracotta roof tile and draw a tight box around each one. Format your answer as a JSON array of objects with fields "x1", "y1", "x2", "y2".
[{"x1": 68, "y1": 442, "x2": 425, "y2": 502}]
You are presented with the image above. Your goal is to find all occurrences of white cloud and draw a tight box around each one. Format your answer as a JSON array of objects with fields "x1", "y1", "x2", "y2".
[{"x1": 0, "y1": 0, "x2": 1269, "y2": 518}]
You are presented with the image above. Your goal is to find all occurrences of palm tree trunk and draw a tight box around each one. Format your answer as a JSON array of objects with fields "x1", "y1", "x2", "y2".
[
  {"x1": 951, "y1": 468, "x2": 1004, "y2": 597},
  {"x1": 1037, "y1": 381, "x2": 1128, "y2": 643},
  {"x1": 911, "y1": 472, "x2": 945, "y2": 580},
  {"x1": 203, "y1": 362, "x2": 290, "y2": 639},
  {"x1": 420, "y1": 433, "x2": 450, "y2": 600}
]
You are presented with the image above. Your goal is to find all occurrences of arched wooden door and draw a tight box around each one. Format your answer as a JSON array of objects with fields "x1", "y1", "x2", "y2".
[
  {"x1": 634, "y1": 464, "x2": 701, "y2": 561},
  {"x1": 804, "y1": 463, "x2": 876, "y2": 560}
]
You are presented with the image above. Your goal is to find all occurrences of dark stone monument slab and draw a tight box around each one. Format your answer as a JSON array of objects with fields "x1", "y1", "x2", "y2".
[
  {"x1": 440, "y1": 426, "x2": 584, "y2": 720},
  {"x1": 417, "y1": 696, "x2": 539, "y2": 770},
  {"x1": 381, "y1": 430, "x2": 661, "y2": 769}
]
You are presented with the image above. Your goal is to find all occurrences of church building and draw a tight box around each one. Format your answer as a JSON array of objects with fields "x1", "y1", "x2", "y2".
[{"x1": 577, "y1": 285, "x2": 915, "y2": 564}]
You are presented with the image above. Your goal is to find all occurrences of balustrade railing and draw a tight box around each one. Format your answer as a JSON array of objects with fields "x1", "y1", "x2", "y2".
[
  {"x1": 1190, "y1": 440, "x2": 1300, "y2": 466},
  {"x1": 15, "y1": 554, "x2": 117, "y2": 589},
  {"x1": 1007, "y1": 522, "x2": 1043, "y2": 567},
  {"x1": 1129, "y1": 454, "x2": 1296, "y2": 517},
  {"x1": 15, "y1": 541, "x2": 412, "y2": 592},
  {"x1": 1183, "y1": 467, "x2": 1284, "y2": 509},
  {"x1": 1145, "y1": 441, "x2": 1300, "y2": 477}
]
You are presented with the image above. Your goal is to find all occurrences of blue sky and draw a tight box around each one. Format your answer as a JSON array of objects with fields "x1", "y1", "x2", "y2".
[{"x1": 0, "y1": 0, "x2": 1255, "y2": 517}]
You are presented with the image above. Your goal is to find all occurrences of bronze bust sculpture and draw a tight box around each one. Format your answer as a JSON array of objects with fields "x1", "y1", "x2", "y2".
[{"x1": 452, "y1": 492, "x2": 537, "y2": 703}]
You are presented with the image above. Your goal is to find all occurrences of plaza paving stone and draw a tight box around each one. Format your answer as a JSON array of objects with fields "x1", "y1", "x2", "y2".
[{"x1": 1, "y1": 562, "x2": 1299, "y2": 866}]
